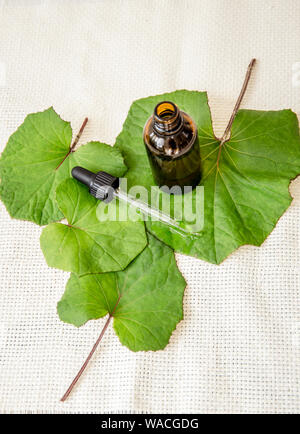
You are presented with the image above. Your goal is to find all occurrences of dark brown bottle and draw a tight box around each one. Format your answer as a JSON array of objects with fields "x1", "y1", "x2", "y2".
[{"x1": 143, "y1": 101, "x2": 201, "y2": 191}]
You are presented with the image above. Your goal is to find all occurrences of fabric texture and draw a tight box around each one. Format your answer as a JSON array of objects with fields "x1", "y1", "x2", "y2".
[{"x1": 0, "y1": 0, "x2": 299, "y2": 414}]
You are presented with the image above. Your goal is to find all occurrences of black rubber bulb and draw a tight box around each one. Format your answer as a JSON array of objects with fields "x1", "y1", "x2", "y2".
[
  {"x1": 71, "y1": 166, "x2": 96, "y2": 189},
  {"x1": 71, "y1": 166, "x2": 119, "y2": 201}
]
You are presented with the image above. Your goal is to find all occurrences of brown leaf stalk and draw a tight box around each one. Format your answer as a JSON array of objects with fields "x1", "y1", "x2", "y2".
[
  {"x1": 60, "y1": 294, "x2": 121, "y2": 402},
  {"x1": 55, "y1": 117, "x2": 88, "y2": 170},
  {"x1": 220, "y1": 58, "x2": 256, "y2": 145}
]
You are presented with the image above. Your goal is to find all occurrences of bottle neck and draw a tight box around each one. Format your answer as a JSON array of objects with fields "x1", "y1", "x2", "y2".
[{"x1": 153, "y1": 101, "x2": 183, "y2": 134}]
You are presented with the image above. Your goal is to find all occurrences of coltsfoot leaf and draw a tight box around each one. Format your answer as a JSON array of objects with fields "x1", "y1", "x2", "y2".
[
  {"x1": 115, "y1": 90, "x2": 300, "y2": 264},
  {"x1": 0, "y1": 107, "x2": 126, "y2": 225},
  {"x1": 40, "y1": 178, "x2": 147, "y2": 275},
  {"x1": 57, "y1": 234, "x2": 186, "y2": 351}
]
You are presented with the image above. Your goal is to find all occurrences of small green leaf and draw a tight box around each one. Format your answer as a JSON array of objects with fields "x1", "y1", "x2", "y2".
[
  {"x1": 115, "y1": 90, "x2": 300, "y2": 264},
  {"x1": 57, "y1": 234, "x2": 186, "y2": 351},
  {"x1": 0, "y1": 108, "x2": 126, "y2": 225},
  {"x1": 40, "y1": 178, "x2": 147, "y2": 275}
]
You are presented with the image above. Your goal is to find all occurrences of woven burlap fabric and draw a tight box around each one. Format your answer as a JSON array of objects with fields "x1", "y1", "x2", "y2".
[{"x1": 0, "y1": 0, "x2": 299, "y2": 414}]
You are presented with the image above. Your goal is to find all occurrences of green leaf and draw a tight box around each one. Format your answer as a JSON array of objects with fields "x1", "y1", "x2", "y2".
[
  {"x1": 57, "y1": 234, "x2": 186, "y2": 351},
  {"x1": 0, "y1": 107, "x2": 126, "y2": 225},
  {"x1": 115, "y1": 90, "x2": 300, "y2": 264},
  {"x1": 40, "y1": 178, "x2": 147, "y2": 275}
]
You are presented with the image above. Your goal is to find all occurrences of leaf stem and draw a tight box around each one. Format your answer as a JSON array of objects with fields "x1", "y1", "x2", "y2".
[
  {"x1": 55, "y1": 117, "x2": 88, "y2": 170},
  {"x1": 70, "y1": 117, "x2": 89, "y2": 152},
  {"x1": 60, "y1": 294, "x2": 121, "y2": 402},
  {"x1": 60, "y1": 314, "x2": 112, "y2": 402},
  {"x1": 220, "y1": 58, "x2": 256, "y2": 145}
]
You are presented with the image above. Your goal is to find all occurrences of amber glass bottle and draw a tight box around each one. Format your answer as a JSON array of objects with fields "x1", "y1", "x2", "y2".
[{"x1": 143, "y1": 101, "x2": 201, "y2": 191}]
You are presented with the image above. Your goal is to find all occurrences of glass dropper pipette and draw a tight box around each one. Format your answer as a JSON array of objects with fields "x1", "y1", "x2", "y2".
[{"x1": 71, "y1": 166, "x2": 193, "y2": 237}]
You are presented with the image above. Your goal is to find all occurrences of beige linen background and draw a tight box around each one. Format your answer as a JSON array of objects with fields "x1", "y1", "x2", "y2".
[{"x1": 0, "y1": 0, "x2": 299, "y2": 414}]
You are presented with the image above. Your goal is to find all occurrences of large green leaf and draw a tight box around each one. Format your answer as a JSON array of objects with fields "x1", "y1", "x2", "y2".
[
  {"x1": 40, "y1": 178, "x2": 147, "y2": 275},
  {"x1": 0, "y1": 107, "x2": 126, "y2": 225},
  {"x1": 57, "y1": 234, "x2": 186, "y2": 351},
  {"x1": 115, "y1": 90, "x2": 300, "y2": 264}
]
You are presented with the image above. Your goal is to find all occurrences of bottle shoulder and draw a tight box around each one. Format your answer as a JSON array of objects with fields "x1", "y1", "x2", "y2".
[{"x1": 143, "y1": 112, "x2": 198, "y2": 158}]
